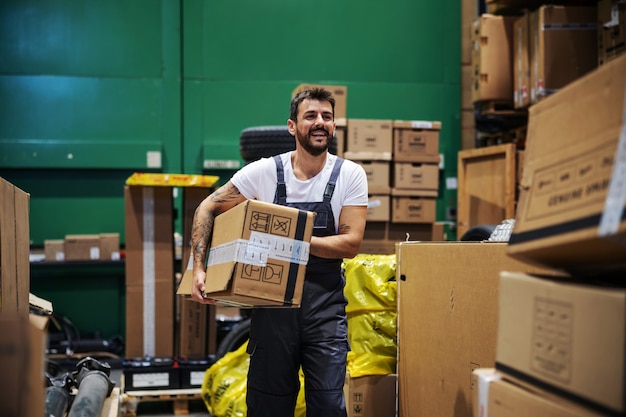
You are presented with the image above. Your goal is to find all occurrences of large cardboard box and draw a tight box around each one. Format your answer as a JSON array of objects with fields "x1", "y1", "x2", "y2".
[
  {"x1": 178, "y1": 200, "x2": 315, "y2": 307},
  {"x1": 0, "y1": 313, "x2": 49, "y2": 417},
  {"x1": 529, "y1": 5, "x2": 597, "y2": 103},
  {"x1": 392, "y1": 120, "x2": 441, "y2": 163},
  {"x1": 473, "y1": 368, "x2": 605, "y2": 417},
  {"x1": 292, "y1": 83, "x2": 347, "y2": 122},
  {"x1": 344, "y1": 373, "x2": 397, "y2": 417},
  {"x1": 0, "y1": 177, "x2": 30, "y2": 316},
  {"x1": 508, "y1": 54, "x2": 626, "y2": 271},
  {"x1": 396, "y1": 242, "x2": 554, "y2": 417},
  {"x1": 345, "y1": 119, "x2": 393, "y2": 160},
  {"x1": 471, "y1": 14, "x2": 515, "y2": 103},
  {"x1": 496, "y1": 271, "x2": 626, "y2": 414},
  {"x1": 124, "y1": 185, "x2": 176, "y2": 358}
]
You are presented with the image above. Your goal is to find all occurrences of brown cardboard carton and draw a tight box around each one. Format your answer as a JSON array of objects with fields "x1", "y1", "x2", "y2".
[
  {"x1": 366, "y1": 195, "x2": 390, "y2": 222},
  {"x1": 396, "y1": 242, "x2": 555, "y2": 417},
  {"x1": 44, "y1": 239, "x2": 65, "y2": 261},
  {"x1": 473, "y1": 368, "x2": 605, "y2": 417},
  {"x1": 178, "y1": 200, "x2": 315, "y2": 307},
  {"x1": 508, "y1": 54, "x2": 626, "y2": 271},
  {"x1": 529, "y1": 5, "x2": 597, "y2": 103},
  {"x1": 99, "y1": 232, "x2": 120, "y2": 260},
  {"x1": 345, "y1": 119, "x2": 393, "y2": 160},
  {"x1": 179, "y1": 187, "x2": 216, "y2": 358},
  {"x1": 391, "y1": 194, "x2": 436, "y2": 223},
  {"x1": 0, "y1": 177, "x2": 30, "y2": 316},
  {"x1": 471, "y1": 14, "x2": 516, "y2": 103},
  {"x1": 356, "y1": 160, "x2": 390, "y2": 194},
  {"x1": 392, "y1": 162, "x2": 439, "y2": 192},
  {"x1": 0, "y1": 313, "x2": 49, "y2": 417},
  {"x1": 64, "y1": 234, "x2": 100, "y2": 261},
  {"x1": 124, "y1": 185, "x2": 176, "y2": 358},
  {"x1": 392, "y1": 120, "x2": 441, "y2": 163},
  {"x1": 496, "y1": 271, "x2": 626, "y2": 414},
  {"x1": 344, "y1": 373, "x2": 397, "y2": 417}
]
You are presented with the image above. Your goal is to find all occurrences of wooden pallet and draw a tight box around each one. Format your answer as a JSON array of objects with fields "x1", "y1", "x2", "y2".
[{"x1": 121, "y1": 388, "x2": 203, "y2": 416}]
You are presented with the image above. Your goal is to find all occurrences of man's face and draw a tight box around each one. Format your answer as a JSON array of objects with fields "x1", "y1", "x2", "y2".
[{"x1": 289, "y1": 98, "x2": 335, "y2": 157}]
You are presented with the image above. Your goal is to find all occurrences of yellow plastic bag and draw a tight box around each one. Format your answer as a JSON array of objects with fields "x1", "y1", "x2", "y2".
[
  {"x1": 201, "y1": 341, "x2": 307, "y2": 417},
  {"x1": 344, "y1": 254, "x2": 397, "y2": 314},
  {"x1": 202, "y1": 342, "x2": 250, "y2": 417},
  {"x1": 343, "y1": 254, "x2": 397, "y2": 377},
  {"x1": 201, "y1": 254, "x2": 398, "y2": 415}
]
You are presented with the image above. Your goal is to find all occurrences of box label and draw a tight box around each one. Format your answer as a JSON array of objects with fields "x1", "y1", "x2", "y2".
[
  {"x1": 527, "y1": 142, "x2": 615, "y2": 221},
  {"x1": 207, "y1": 233, "x2": 310, "y2": 268}
]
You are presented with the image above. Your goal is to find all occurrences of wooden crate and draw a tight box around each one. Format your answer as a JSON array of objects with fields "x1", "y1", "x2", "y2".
[{"x1": 457, "y1": 143, "x2": 517, "y2": 239}]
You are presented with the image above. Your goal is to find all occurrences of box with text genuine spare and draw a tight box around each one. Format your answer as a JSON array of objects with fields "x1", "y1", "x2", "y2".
[
  {"x1": 178, "y1": 200, "x2": 315, "y2": 307},
  {"x1": 508, "y1": 53, "x2": 626, "y2": 273}
]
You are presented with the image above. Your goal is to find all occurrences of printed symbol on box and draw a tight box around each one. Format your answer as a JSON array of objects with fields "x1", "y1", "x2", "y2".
[
  {"x1": 241, "y1": 264, "x2": 262, "y2": 281},
  {"x1": 262, "y1": 263, "x2": 283, "y2": 285},
  {"x1": 250, "y1": 211, "x2": 271, "y2": 233},
  {"x1": 272, "y1": 215, "x2": 292, "y2": 237},
  {"x1": 531, "y1": 297, "x2": 572, "y2": 383},
  {"x1": 353, "y1": 404, "x2": 363, "y2": 414},
  {"x1": 241, "y1": 263, "x2": 284, "y2": 285}
]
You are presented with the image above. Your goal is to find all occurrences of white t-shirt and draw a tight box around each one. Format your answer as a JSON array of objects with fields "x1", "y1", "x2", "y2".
[{"x1": 231, "y1": 152, "x2": 368, "y2": 233}]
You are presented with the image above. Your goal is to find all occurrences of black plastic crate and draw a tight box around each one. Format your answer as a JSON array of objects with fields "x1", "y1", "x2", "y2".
[
  {"x1": 178, "y1": 357, "x2": 214, "y2": 389},
  {"x1": 122, "y1": 357, "x2": 181, "y2": 391}
]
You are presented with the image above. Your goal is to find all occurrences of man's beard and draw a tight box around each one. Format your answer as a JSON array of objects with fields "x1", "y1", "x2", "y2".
[{"x1": 296, "y1": 127, "x2": 332, "y2": 157}]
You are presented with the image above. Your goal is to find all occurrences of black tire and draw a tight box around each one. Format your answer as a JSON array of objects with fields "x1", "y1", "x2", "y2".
[
  {"x1": 240, "y1": 125, "x2": 338, "y2": 163},
  {"x1": 215, "y1": 318, "x2": 251, "y2": 360},
  {"x1": 459, "y1": 224, "x2": 497, "y2": 241}
]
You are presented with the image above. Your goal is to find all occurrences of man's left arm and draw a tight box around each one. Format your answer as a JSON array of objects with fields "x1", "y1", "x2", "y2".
[{"x1": 309, "y1": 205, "x2": 367, "y2": 259}]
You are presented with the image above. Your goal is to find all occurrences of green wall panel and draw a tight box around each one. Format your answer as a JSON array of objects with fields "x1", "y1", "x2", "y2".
[{"x1": 0, "y1": 0, "x2": 163, "y2": 77}]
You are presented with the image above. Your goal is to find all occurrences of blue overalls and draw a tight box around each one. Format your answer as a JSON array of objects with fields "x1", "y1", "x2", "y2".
[{"x1": 245, "y1": 155, "x2": 348, "y2": 417}]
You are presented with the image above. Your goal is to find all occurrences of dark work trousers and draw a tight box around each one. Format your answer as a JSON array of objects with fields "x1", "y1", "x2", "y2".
[{"x1": 245, "y1": 155, "x2": 348, "y2": 417}]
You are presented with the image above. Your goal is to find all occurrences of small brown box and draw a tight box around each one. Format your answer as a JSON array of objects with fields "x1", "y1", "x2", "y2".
[
  {"x1": 64, "y1": 234, "x2": 100, "y2": 261},
  {"x1": 367, "y1": 195, "x2": 390, "y2": 222},
  {"x1": 345, "y1": 119, "x2": 393, "y2": 160},
  {"x1": 391, "y1": 195, "x2": 436, "y2": 224},
  {"x1": 392, "y1": 162, "x2": 439, "y2": 192},
  {"x1": 392, "y1": 120, "x2": 441, "y2": 163},
  {"x1": 357, "y1": 161, "x2": 391, "y2": 194},
  {"x1": 99, "y1": 233, "x2": 120, "y2": 260},
  {"x1": 44, "y1": 239, "x2": 65, "y2": 262}
]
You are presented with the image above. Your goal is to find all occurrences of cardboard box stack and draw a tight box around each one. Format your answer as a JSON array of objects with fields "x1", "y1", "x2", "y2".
[
  {"x1": 124, "y1": 173, "x2": 219, "y2": 365},
  {"x1": 341, "y1": 118, "x2": 443, "y2": 253},
  {"x1": 472, "y1": 53, "x2": 626, "y2": 417}
]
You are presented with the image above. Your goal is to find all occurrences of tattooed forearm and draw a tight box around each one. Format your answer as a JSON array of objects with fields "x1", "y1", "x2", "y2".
[{"x1": 209, "y1": 183, "x2": 241, "y2": 203}]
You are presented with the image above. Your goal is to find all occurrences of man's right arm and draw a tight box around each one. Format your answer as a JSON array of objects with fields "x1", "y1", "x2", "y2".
[{"x1": 190, "y1": 181, "x2": 247, "y2": 303}]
